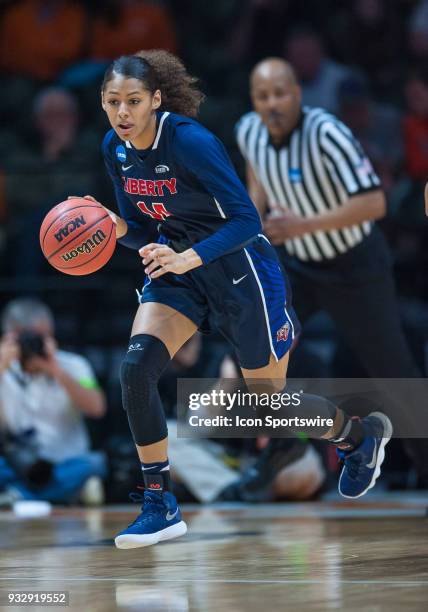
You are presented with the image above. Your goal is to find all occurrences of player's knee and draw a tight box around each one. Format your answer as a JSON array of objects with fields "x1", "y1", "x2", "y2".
[
  {"x1": 119, "y1": 334, "x2": 170, "y2": 414},
  {"x1": 120, "y1": 334, "x2": 170, "y2": 446}
]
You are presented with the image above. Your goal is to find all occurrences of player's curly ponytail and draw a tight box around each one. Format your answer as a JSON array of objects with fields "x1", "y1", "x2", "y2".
[{"x1": 102, "y1": 50, "x2": 205, "y2": 118}]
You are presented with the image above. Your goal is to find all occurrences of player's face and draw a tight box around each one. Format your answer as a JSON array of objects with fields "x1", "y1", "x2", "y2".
[
  {"x1": 102, "y1": 75, "x2": 161, "y2": 147},
  {"x1": 251, "y1": 71, "x2": 302, "y2": 143}
]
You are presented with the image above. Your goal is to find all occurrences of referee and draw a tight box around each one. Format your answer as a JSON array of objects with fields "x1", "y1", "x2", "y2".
[{"x1": 234, "y1": 58, "x2": 427, "y2": 489}]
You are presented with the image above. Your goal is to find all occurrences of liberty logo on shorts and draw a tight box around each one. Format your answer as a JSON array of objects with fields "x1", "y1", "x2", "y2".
[{"x1": 276, "y1": 322, "x2": 290, "y2": 342}]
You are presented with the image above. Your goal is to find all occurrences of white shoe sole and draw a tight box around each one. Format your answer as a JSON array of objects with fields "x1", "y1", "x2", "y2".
[
  {"x1": 115, "y1": 520, "x2": 187, "y2": 549},
  {"x1": 339, "y1": 411, "x2": 393, "y2": 499}
]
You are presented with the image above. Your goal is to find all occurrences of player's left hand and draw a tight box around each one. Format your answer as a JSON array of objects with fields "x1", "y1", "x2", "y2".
[
  {"x1": 139, "y1": 244, "x2": 202, "y2": 278},
  {"x1": 264, "y1": 210, "x2": 310, "y2": 242}
]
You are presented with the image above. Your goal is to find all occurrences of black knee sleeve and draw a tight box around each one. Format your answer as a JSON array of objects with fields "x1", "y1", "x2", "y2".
[{"x1": 120, "y1": 334, "x2": 171, "y2": 446}]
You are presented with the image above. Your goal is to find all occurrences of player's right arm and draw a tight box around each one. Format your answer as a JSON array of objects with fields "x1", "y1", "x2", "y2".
[
  {"x1": 75, "y1": 195, "x2": 128, "y2": 239},
  {"x1": 246, "y1": 162, "x2": 268, "y2": 218}
]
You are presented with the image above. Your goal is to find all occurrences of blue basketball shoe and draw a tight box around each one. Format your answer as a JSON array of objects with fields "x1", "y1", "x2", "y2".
[
  {"x1": 115, "y1": 490, "x2": 187, "y2": 549},
  {"x1": 338, "y1": 412, "x2": 393, "y2": 499}
]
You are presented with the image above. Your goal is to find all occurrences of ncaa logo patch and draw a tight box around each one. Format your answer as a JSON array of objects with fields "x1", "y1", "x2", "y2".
[
  {"x1": 155, "y1": 164, "x2": 170, "y2": 173},
  {"x1": 276, "y1": 322, "x2": 290, "y2": 342},
  {"x1": 116, "y1": 145, "x2": 127, "y2": 162}
]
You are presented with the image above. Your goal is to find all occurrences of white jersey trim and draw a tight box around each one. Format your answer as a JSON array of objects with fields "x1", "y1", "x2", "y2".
[
  {"x1": 214, "y1": 198, "x2": 227, "y2": 219},
  {"x1": 152, "y1": 112, "x2": 170, "y2": 150},
  {"x1": 244, "y1": 248, "x2": 278, "y2": 362}
]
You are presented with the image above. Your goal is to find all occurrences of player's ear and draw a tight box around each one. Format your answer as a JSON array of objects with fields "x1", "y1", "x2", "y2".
[
  {"x1": 152, "y1": 90, "x2": 161, "y2": 110},
  {"x1": 101, "y1": 91, "x2": 106, "y2": 112}
]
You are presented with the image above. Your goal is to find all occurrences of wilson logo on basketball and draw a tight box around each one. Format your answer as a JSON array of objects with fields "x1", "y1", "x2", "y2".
[
  {"x1": 148, "y1": 484, "x2": 162, "y2": 489},
  {"x1": 61, "y1": 229, "x2": 106, "y2": 262},
  {"x1": 54, "y1": 215, "x2": 87, "y2": 242}
]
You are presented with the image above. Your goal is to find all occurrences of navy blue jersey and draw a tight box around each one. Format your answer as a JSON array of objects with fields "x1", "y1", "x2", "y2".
[{"x1": 102, "y1": 111, "x2": 262, "y2": 264}]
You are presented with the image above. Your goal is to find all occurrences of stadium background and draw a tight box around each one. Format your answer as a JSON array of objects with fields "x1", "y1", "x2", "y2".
[{"x1": 0, "y1": 0, "x2": 427, "y2": 497}]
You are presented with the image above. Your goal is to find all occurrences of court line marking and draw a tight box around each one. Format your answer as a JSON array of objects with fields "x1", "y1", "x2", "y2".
[{"x1": 0, "y1": 578, "x2": 426, "y2": 586}]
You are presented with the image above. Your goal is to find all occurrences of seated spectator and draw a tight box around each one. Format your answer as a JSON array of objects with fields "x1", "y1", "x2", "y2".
[
  {"x1": 5, "y1": 86, "x2": 100, "y2": 210},
  {"x1": 0, "y1": 299, "x2": 106, "y2": 505},
  {"x1": 228, "y1": 0, "x2": 295, "y2": 65},
  {"x1": 3, "y1": 86, "x2": 100, "y2": 280},
  {"x1": 34, "y1": 87, "x2": 80, "y2": 163},
  {"x1": 0, "y1": 0, "x2": 88, "y2": 81},
  {"x1": 284, "y1": 26, "x2": 356, "y2": 114},
  {"x1": 228, "y1": 0, "x2": 343, "y2": 67},
  {"x1": 408, "y1": 0, "x2": 428, "y2": 64},
  {"x1": 327, "y1": 0, "x2": 404, "y2": 99},
  {"x1": 337, "y1": 77, "x2": 403, "y2": 194},
  {"x1": 387, "y1": 68, "x2": 428, "y2": 229},
  {"x1": 403, "y1": 69, "x2": 428, "y2": 181},
  {"x1": 89, "y1": 0, "x2": 177, "y2": 61}
]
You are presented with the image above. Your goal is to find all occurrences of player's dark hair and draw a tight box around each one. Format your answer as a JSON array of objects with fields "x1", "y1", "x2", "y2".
[{"x1": 102, "y1": 50, "x2": 205, "y2": 118}]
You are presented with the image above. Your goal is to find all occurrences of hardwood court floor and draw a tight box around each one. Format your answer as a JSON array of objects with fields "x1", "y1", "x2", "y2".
[{"x1": 0, "y1": 493, "x2": 427, "y2": 612}]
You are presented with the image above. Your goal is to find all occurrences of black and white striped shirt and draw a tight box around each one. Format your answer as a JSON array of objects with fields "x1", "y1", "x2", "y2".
[{"x1": 236, "y1": 107, "x2": 381, "y2": 261}]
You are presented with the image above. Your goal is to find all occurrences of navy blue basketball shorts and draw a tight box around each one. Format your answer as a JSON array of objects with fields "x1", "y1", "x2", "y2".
[{"x1": 137, "y1": 235, "x2": 300, "y2": 369}]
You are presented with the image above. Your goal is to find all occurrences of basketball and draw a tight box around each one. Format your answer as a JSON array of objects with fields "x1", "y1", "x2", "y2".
[{"x1": 39, "y1": 198, "x2": 116, "y2": 275}]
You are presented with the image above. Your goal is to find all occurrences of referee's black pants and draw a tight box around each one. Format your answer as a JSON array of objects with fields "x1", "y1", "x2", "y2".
[{"x1": 278, "y1": 227, "x2": 427, "y2": 481}]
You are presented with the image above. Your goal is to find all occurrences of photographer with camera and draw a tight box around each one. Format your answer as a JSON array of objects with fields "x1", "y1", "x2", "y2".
[{"x1": 0, "y1": 298, "x2": 106, "y2": 505}]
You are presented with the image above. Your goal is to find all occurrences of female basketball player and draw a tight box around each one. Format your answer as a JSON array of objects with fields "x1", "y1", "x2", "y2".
[{"x1": 80, "y1": 51, "x2": 391, "y2": 549}]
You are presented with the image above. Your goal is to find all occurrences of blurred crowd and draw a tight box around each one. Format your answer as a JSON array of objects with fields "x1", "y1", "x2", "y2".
[{"x1": 0, "y1": 0, "x2": 427, "y2": 504}]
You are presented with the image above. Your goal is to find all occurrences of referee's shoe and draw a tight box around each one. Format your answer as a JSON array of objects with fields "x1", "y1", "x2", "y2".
[{"x1": 338, "y1": 412, "x2": 393, "y2": 498}]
